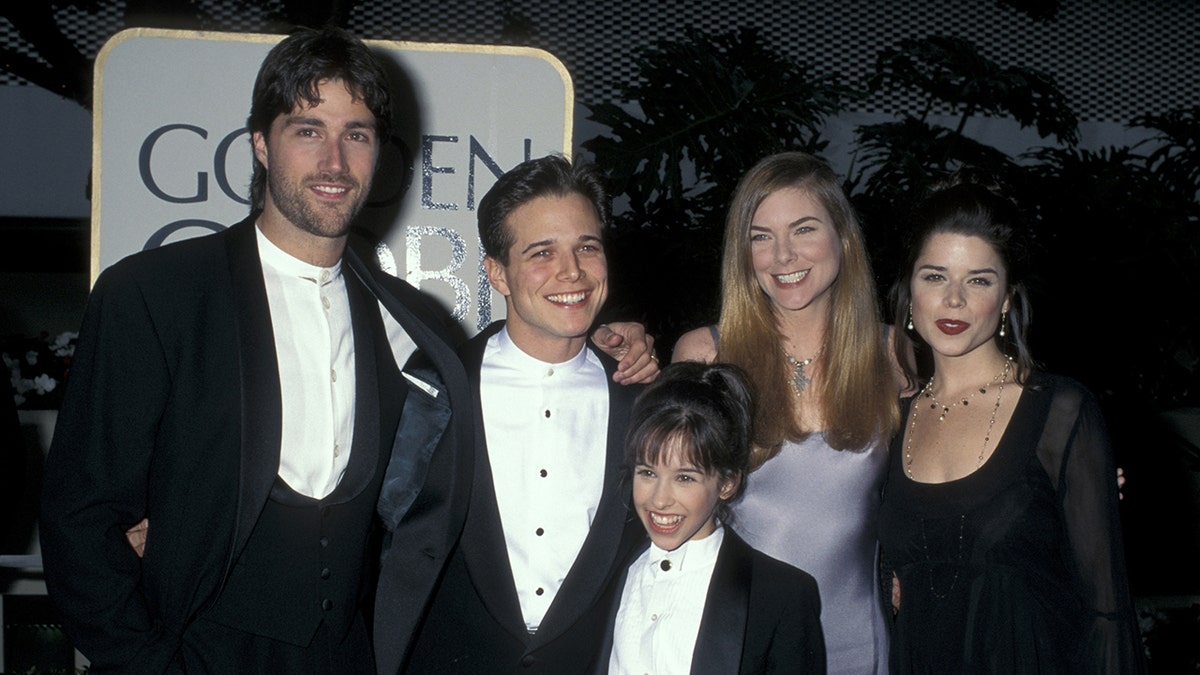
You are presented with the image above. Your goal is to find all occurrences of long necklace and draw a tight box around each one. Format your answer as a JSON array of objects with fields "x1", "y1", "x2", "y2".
[
  {"x1": 784, "y1": 348, "x2": 821, "y2": 396},
  {"x1": 904, "y1": 358, "x2": 1013, "y2": 480},
  {"x1": 920, "y1": 514, "x2": 966, "y2": 598}
]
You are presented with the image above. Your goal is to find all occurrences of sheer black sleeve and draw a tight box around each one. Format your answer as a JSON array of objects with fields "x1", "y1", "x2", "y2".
[{"x1": 1035, "y1": 377, "x2": 1146, "y2": 673}]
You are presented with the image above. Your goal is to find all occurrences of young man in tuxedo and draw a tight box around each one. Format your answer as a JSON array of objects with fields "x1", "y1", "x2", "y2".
[{"x1": 396, "y1": 155, "x2": 648, "y2": 674}]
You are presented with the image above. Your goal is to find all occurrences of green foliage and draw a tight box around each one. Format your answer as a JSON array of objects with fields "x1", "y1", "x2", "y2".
[
  {"x1": 585, "y1": 27, "x2": 856, "y2": 346},
  {"x1": 852, "y1": 35, "x2": 1078, "y2": 216},
  {"x1": 851, "y1": 118, "x2": 1016, "y2": 207},
  {"x1": 586, "y1": 27, "x2": 857, "y2": 230},
  {"x1": 1024, "y1": 144, "x2": 1200, "y2": 407},
  {"x1": 1134, "y1": 106, "x2": 1200, "y2": 207},
  {"x1": 868, "y1": 35, "x2": 1077, "y2": 142}
]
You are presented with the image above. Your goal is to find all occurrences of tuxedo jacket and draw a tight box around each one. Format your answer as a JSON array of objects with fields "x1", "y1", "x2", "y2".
[
  {"x1": 40, "y1": 216, "x2": 472, "y2": 674},
  {"x1": 597, "y1": 527, "x2": 827, "y2": 675},
  {"x1": 402, "y1": 321, "x2": 645, "y2": 674}
]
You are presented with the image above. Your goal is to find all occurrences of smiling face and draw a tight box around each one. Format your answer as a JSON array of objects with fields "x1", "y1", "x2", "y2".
[
  {"x1": 484, "y1": 192, "x2": 608, "y2": 363},
  {"x1": 749, "y1": 186, "x2": 842, "y2": 317},
  {"x1": 910, "y1": 232, "x2": 1011, "y2": 360},
  {"x1": 252, "y1": 78, "x2": 378, "y2": 258},
  {"x1": 633, "y1": 435, "x2": 737, "y2": 552}
]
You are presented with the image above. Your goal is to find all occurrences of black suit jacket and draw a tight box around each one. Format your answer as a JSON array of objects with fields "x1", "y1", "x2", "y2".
[
  {"x1": 40, "y1": 216, "x2": 471, "y2": 674},
  {"x1": 596, "y1": 527, "x2": 827, "y2": 674},
  {"x1": 402, "y1": 320, "x2": 644, "y2": 674}
]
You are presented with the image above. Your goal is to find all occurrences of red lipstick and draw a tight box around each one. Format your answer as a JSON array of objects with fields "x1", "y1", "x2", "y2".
[{"x1": 935, "y1": 319, "x2": 969, "y2": 335}]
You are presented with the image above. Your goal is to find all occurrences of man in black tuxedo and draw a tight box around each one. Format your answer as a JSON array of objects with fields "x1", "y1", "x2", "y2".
[
  {"x1": 394, "y1": 156, "x2": 647, "y2": 674},
  {"x1": 39, "y1": 27, "x2": 474, "y2": 673}
]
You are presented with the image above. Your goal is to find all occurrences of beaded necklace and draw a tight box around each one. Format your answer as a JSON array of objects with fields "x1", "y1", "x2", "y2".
[{"x1": 904, "y1": 358, "x2": 1013, "y2": 481}]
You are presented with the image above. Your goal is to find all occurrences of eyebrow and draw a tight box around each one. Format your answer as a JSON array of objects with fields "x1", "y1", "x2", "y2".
[
  {"x1": 917, "y1": 263, "x2": 1000, "y2": 275},
  {"x1": 518, "y1": 233, "x2": 603, "y2": 256},
  {"x1": 749, "y1": 215, "x2": 822, "y2": 231},
  {"x1": 283, "y1": 116, "x2": 376, "y2": 131}
]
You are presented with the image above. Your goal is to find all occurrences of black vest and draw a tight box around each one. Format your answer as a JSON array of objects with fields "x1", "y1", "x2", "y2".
[{"x1": 201, "y1": 269, "x2": 405, "y2": 646}]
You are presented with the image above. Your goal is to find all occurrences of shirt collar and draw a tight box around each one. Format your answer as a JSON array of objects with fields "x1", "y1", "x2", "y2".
[
  {"x1": 494, "y1": 325, "x2": 593, "y2": 376},
  {"x1": 648, "y1": 524, "x2": 724, "y2": 575},
  {"x1": 256, "y1": 223, "x2": 342, "y2": 284}
]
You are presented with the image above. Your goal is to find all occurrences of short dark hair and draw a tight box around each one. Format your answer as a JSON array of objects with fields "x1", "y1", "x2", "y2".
[
  {"x1": 891, "y1": 170, "x2": 1036, "y2": 388},
  {"x1": 624, "y1": 362, "x2": 756, "y2": 522},
  {"x1": 247, "y1": 26, "x2": 392, "y2": 210},
  {"x1": 477, "y1": 155, "x2": 611, "y2": 265}
]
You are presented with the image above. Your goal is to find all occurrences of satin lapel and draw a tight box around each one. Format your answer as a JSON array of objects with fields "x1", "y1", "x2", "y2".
[
  {"x1": 690, "y1": 529, "x2": 751, "y2": 675},
  {"x1": 224, "y1": 218, "x2": 284, "y2": 560},
  {"x1": 328, "y1": 268, "x2": 381, "y2": 503},
  {"x1": 342, "y1": 250, "x2": 457, "y2": 530},
  {"x1": 534, "y1": 346, "x2": 639, "y2": 645},
  {"x1": 458, "y1": 323, "x2": 528, "y2": 638}
]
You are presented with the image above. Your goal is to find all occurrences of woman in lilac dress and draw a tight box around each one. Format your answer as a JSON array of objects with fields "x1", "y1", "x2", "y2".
[{"x1": 674, "y1": 152, "x2": 900, "y2": 674}]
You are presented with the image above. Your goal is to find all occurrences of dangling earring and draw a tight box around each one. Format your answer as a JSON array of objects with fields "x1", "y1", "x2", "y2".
[
  {"x1": 999, "y1": 309, "x2": 1007, "y2": 337},
  {"x1": 906, "y1": 304, "x2": 913, "y2": 330}
]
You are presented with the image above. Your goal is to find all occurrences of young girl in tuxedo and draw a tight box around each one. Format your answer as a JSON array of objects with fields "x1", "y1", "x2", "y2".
[{"x1": 599, "y1": 362, "x2": 826, "y2": 674}]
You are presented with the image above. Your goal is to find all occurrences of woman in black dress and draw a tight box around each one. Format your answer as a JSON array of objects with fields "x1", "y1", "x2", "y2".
[{"x1": 879, "y1": 177, "x2": 1144, "y2": 673}]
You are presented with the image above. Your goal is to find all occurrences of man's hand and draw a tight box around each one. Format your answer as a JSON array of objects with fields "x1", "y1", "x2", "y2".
[
  {"x1": 125, "y1": 518, "x2": 149, "y2": 558},
  {"x1": 591, "y1": 322, "x2": 659, "y2": 384}
]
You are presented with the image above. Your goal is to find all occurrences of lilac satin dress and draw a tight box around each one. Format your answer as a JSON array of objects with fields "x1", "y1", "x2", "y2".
[{"x1": 733, "y1": 433, "x2": 890, "y2": 675}]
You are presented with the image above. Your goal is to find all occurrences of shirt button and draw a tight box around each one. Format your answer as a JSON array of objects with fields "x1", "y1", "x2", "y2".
[
  {"x1": 320, "y1": 270, "x2": 330, "y2": 282},
  {"x1": 330, "y1": 369, "x2": 337, "y2": 382},
  {"x1": 322, "y1": 296, "x2": 331, "y2": 310},
  {"x1": 321, "y1": 598, "x2": 333, "y2": 611},
  {"x1": 333, "y1": 443, "x2": 340, "y2": 458},
  {"x1": 546, "y1": 368, "x2": 554, "y2": 377},
  {"x1": 320, "y1": 567, "x2": 331, "y2": 579},
  {"x1": 539, "y1": 469, "x2": 548, "y2": 478},
  {"x1": 535, "y1": 587, "x2": 544, "y2": 596},
  {"x1": 650, "y1": 613, "x2": 658, "y2": 621},
  {"x1": 544, "y1": 410, "x2": 551, "y2": 418},
  {"x1": 535, "y1": 527, "x2": 544, "y2": 536}
]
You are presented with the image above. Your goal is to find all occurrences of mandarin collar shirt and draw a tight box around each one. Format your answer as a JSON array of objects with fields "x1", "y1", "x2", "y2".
[
  {"x1": 257, "y1": 226, "x2": 356, "y2": 499},
  {"x1": 609, "y1": 525, "x2": 726, "y2": 675},
  {"x1": 479, "y1": 327, "x2": 609, "y2": 632}
]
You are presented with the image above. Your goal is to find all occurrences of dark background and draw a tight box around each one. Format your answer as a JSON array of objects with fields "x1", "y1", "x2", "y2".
[{"x1": 2, "y1": 1, "x2": 1197, "y2": 671}]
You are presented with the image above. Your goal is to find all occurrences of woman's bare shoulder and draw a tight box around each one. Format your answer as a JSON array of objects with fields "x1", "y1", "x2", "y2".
[{"x1": 672, "y1": 326, "x2": 718, "y2": 364}]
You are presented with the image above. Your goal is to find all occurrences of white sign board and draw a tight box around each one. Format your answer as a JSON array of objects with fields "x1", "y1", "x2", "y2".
[{"x1": 93, "y1": 28, "x2": 574, "y2": 333}]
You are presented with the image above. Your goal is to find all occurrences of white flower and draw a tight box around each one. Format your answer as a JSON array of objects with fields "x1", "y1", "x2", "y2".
[
  {"x1": 52, "y1": 332, "x2": 78, "y2": 357},
  {"x1": 33, "y1": 374, "x2": 58, "y2": 395},
  {"x1": 24, "y1": 350, "x2": 38, "y2": 366}
]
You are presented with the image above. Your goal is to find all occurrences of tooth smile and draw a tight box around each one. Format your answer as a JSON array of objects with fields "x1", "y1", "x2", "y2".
[
  {"x1": 547, "y1": 291, "x2": 587, "y2": 304},
  {"x1": 775, "y1": 270, "x2": 809, "y2": 283},
  {"x1": 313, "y1": 185, "x2": 348, "y2": 194},
  {"x1": 650, "y1": 513, "x2": 682, "y2": 526}
]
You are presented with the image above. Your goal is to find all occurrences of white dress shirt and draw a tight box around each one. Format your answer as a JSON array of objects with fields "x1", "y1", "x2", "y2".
[
  {"x1": 257, "y1": 227, "x2": 355, "y2": 499},
  {"x1": 479, "y1": 327, "x2": 609, "y2": 631},
  {"x1": 609, "y1": 526, "x2": 725, "y2": 675}
]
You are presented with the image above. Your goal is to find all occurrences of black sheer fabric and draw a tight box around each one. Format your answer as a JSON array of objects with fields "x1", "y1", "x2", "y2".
[{"x1": 879, "y1": 373, "x2": 1145, "y2": 673}]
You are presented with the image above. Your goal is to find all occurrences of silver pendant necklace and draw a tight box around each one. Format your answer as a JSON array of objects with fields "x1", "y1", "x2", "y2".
[{"x1": 784, "y1": 349, "x2": 820, "y2": 396}]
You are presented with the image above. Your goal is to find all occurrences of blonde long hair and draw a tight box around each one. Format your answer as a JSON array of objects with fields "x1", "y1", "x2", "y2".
[{"x1": 716, "y1": 152, "x2": 899, "y2": 468}]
